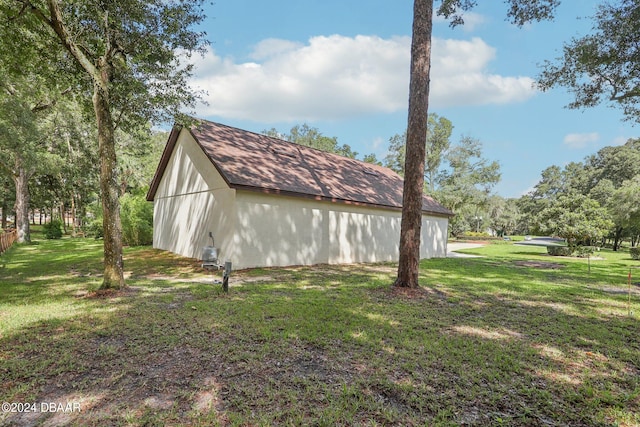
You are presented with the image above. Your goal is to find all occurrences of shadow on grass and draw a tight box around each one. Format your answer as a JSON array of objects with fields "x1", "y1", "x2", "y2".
[{"x1": 1, "y1": 240, "x2": 639, "y2": 426}]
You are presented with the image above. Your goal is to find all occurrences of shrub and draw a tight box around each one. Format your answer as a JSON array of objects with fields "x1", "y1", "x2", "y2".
[
  {"x1": 462, "y1": 231, "x2": 491, "y2": 238},
  {"x1": 84, "y1": 199, "x2": 103, "y2": 239},
  {"x1": 575, "y1": 246, "x2": 596, "y2": 258},
  {"x1": 120, "y1": 193, "x2": 153, "y2": 246},
  {"x1": 631, "y1": 247, "x2": 640, "y2": 260},
  {"x1": 86, "y1": 219, "x2": 104, "y2": 239},
  {"x1": 547, "y1": 245, "x2": 574, "y2": 256},
  {"x1": 457, "y1": 235, "x2": 502, "y2": 241},
  {"x1": 43, "y1": 219, "x2": 63, "y2": 239}
]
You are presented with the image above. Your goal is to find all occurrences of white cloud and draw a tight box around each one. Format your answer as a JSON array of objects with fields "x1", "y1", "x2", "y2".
[
  {"x1": 249, "y1": 38, "x2": 303, "y2": 61},
  {"x1": 460, "y1": 12, "x2": 487, "y2": 32},
  {"x1": 371, "y1": 136, "x2": 384, "y2": 151},
  {"x1": 190, "y1": 34, "x2": 536, "y2": 122},
  {"x1": 430, "y1": 37, "x2": 535, "y2": 107},
  {"x1": 563, "y1": 132, "x2": 600, "y2": 149}
]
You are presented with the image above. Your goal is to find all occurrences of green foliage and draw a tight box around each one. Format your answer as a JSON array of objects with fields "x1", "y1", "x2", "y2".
[
  {"x1": 458, "y1": 235, "x2": 502, "y2": 242},
  {"x1": 520, "y1": 139, "x2": 640, "y2": 249},
  {"x1": 383, "y1": 113, "x2": 453, "y2": 183},
  {"x1": 535, "y1": 193, "x2": 614, "y2": 246},
  {"x1": 42, "y1": 219, "x2": 63, "y2": 239},
  {"x1": 630, "y1": 247, "x2": 640, "y2": 260},
  {"x1": 4, "y1": 0, "x2": 209, "y2": 289},
  {"x1": 608, "y1": 176, "x2": 640, "y2": 230},
  {"x1": 383, "y1": 131, "x2": 406, "y2": 176},
  {"x1": 4, "y1": 0, "x2": 210, "y2": 131},
  {"x1": 264, "y1": 124, "x2": 359, "y2": 159},
  {"x1": 361, "y1": 153, "x2": 382, "y2": 166},
  {"x1": 117, "y1": 128, "x2": 168, "y2": 194},
  {"x1": 86, "y1": 219, "x2": 104, "y2": 240},
  {"x1": 488, "y1": 195, "x2": 522, "y2": 236},
  {"x1": 545, "y1": 244, "x2": 597, "y2": 258},
  {"x1": 589, "y1": 141, "x2": 640, "y2": 189},
  {"x1": 461, "y1": 231, "x2": 491, "y2": 238},
  {"x1": 537, "y1": 0, "x2": 640, "y2": 123},
  {"x1": 120, "y1": 194, "x2": 153, "y2": 246},
  {"x1": 574, "y1": 246, "x2": 596, "y2": 258},
  {"x1": 437, "y1": 136, "x2": 501, "y2": 210},
  {"x1": 425, "y1": 113, "x2": 453, "y2": 191},
  {"x1": 547, "y1": 245, "x2": 573, "y2": 257},
  {"x1": 438, "y1": 0, "x2": 561, "y2": 28},
  {"x1": 83, "y1": 199, "x2": 103, "y2": 239}
]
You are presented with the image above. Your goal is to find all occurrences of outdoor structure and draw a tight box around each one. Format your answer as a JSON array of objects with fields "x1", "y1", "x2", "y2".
[{"x1": 146, "y1": 119, "x2": 454, "y2": 269}]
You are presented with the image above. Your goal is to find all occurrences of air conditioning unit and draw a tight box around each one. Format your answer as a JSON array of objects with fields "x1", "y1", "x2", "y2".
[{"x1": 201, "y1": 232, "x2": 232, "y2": 292}]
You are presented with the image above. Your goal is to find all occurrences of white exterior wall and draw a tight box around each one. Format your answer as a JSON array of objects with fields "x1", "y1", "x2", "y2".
[
  {"x1": 152, "y1": 131, "x2": 237, "y2": 261},
  {"x1": 231, "y1": 192, "x2": 330, "y2": 268},
  {"x1": 230, "y1": 191, "x2": 449, "y2": 269},
  {"x1": 420, "y1": 214, "x2": 449, "y2": 259},
  {"x1": 152, "y1": 129, "x2": 450, "y2": 269}
]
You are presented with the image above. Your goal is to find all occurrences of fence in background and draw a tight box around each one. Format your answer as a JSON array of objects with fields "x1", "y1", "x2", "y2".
[{"x1": 0, "y1": 230, "x2": 17, "y2": 255}]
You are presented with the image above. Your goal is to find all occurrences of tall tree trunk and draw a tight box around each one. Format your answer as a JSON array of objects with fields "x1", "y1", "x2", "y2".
[
  {"x1": 394, "y1": 0, "x2": 433, "y2": 288},
  {"x1": 94, "y1": 82, "x2": 125, "y2": 289},
  {"x1": 60, "y1": 203, "x2": 67, "y2": 232},
  {"x1": 613, "y1": 226, "x2": 623, "y2": 251},
  {"x1": 1, "y1": 200, "x2": 7, "y2": 229},
  {"x1": 13, "y1": 166, "x2": 31, "y2": 243},
  {"x1": 71, "y1": 193, "x2": 77, "y2": 236}
]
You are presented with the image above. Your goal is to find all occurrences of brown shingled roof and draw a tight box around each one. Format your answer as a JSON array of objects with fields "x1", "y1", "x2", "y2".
[{"x1": 147, "y1": 119, "x2": 454, "y2": 217}]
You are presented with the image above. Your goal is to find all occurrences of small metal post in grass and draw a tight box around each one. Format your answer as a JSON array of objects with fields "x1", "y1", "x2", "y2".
[
  {"x1": 223, "y1": 261, "x2": 232, "y2": 293},
  {"x1": 627, "y1": 267, "x2": 640, "y2": 317},
  {"x1": 629, "y1": 268, "x2": 633, "y2": 317}
]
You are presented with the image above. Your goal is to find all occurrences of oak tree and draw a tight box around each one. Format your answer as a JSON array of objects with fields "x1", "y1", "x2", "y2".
[
  {"x1": 538, "y1": 0, "x2": 640, "y2": 123},
  {"x1": 5, "y1": 0, "x2": 208, "y2": 289},
  {"x1": 0, "y1": 10, "x2": 70, "y2": 243}
]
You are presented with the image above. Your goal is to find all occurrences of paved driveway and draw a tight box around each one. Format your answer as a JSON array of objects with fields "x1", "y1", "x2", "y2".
[
  {"x1": 514, "y1": 237, "x2": 565, "y2": 247},
  {"x1": 446, "y1": 242, "x2": 485, "y2": 258}
]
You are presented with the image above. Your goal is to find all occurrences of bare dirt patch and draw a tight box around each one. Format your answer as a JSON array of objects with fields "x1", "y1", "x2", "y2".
[
  {"x1": 513, "y1": 260, "x2": 565, "y2": 269},
  {"x1": 384, "y1": 285, "x2": 447, "y2": 300},
  {"x1": 83, "y1": 287, "x2": 139, "y2": 299}
]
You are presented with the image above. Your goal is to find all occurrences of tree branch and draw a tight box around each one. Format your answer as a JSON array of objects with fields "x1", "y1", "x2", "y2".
[
  {"x1": 610, "y1": 88, "x2": 640, "y2": 102},
  {"x1": 8, "y1": 1, "x2": 30, "y2": 21},
  {"x1": 31, "y1": 86, "x2": 73, "y2": 114},
  {"x1": 32, "y1": 0, "x2": 107, "y2": 93}
]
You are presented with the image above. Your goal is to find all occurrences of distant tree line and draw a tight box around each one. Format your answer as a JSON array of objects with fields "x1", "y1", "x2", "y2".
[
  {"x1": 0, "y1": 93, "x2": 167, "y2": 242},
  {"x1": 519, "y1": 139, "x2": 640, "y2": 250}
]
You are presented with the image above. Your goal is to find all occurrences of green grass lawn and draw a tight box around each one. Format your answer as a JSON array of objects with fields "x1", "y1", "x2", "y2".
[{"x1": 1, "y1": 237, "x2": 638, "y2": 426}]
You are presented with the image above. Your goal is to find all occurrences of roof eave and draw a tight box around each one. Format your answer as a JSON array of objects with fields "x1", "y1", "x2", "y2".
[{"x1": 231, "y1": 183, "x2": 454, "y2": 217}]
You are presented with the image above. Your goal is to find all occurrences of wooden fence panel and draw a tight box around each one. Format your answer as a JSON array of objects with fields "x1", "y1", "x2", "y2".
[{"x1": 0, "y1": 230, "x2": 17, "y2": 255}]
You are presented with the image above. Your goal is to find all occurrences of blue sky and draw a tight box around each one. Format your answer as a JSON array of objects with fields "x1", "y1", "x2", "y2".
[{"x1": 187, "y1": 0, "x2": 636, "y2": 198}]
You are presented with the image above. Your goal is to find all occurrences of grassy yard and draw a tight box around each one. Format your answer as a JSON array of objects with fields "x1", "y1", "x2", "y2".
[{"x1": 0, "y1": 237, "x2": 639, "y2": 426}]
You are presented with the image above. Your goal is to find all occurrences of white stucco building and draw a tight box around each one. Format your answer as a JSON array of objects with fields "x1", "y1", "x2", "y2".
[{"x1": 146, "y1": 119, "x2": 453, "y2": 269}]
